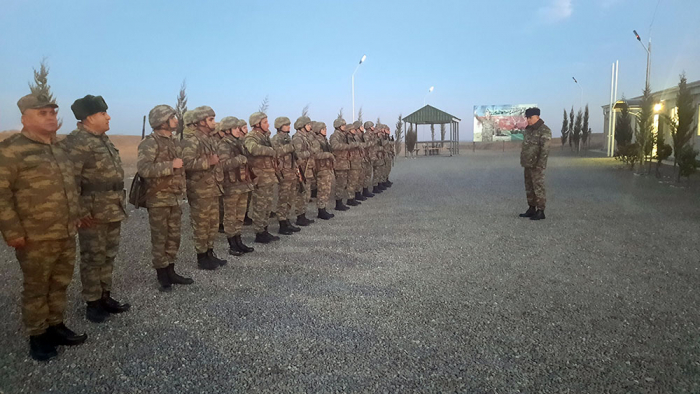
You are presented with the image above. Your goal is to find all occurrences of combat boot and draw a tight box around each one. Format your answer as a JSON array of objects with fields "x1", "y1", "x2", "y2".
[
  {"x1": 255, "y1": 231, "x2": 274, "y2": 244},
  {"x1": 278, "y1": 220, "x2": 295, "y2": 235},
  {"x1": 167, "y1": 264, "x2": 194, "y2": 285},
  {"x1": 335, "y1": 199, "x2": 349, "y2": 211},
  {"x1": 346, "y1": 198, "x2": 360, "y2": 206},
  {"x1": 318, "y1": 208, "x2": 334, "y2": 220},
  {"x1": 311, "y1": 189, "x2": 318, "y2": 199},
  {"x1": 227, "y1": 237, "x2": 244, "y2": 256},
  {"x1": 296, "y1": 214, "x2": 315, "y2": 226},
  {"x1": 29, "y1": 333, "x2": 57, "y2": 361},
  {"x1": 244, "y1": 213, "x2": 252, "y2": 225},
  {"x1": 234, "y1": 235, "x2": 254, "y2": 253},
  {"x1": 519, "y1": 206, "x2": 536, "y2": 218},
  {"x1": 362, "y1": 188, "x2": 375, "y2": 198},
  {"x1": 372, "y1": 186, "x2": 383, "y2": 194},
  {"x1": 86, "y1": 300, "x2": 109, "y2": 323},
  {"x1": 156, "y1": 267, "x2": 173, "y2": 291},
  {"x1": 530, "y1": 209, "x2": 546, "y2": 221},
  {"x1": 264, "y1": 226, "x2": 281, "y2": 241},
  {"x1": 208, "y1": 249, "x2": 227, "y2": 266},
  {"x1": 378, "y1": 183, "x2": 387, "y2": 191},
  {"x1": 386, "y1": 180, "x2": 393, "y2": 187},
  {"x1": 197, "y1": 252, "x2": 218, "y2": 270},
  {"x1": 101, "y1": 291, "x2": 131, "y2": 314},
  {"x1": 355, "y1": 191, "x2": 367, "y2": 201},
  {"x1": 46, "y1": 323, "x2": 87, "y2": 346},
  {"x1": 288, "y1": 220, "x2": 301, "y2": 232}
]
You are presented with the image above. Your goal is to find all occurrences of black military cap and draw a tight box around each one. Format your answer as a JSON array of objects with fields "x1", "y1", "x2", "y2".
[
  {"x1": 525, "y1": 108, "x2": 541, "y2": 118},
  {"x1": 71, "y1": 95, "x2": 108, "y2": 120}
]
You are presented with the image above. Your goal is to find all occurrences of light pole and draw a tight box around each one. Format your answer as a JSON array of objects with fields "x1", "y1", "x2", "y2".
[
  {"x1": 352, "y1": 54, "x2": 367, "y2": 122},
  {"x1": 633, "y1": 30, "x2": 651, "y2": 89},
  {"x1": 572, "y1": 77, "x2": 582, "y2": 108},
  {"x1": 423, "y1": 86, "x2": 434, "y2": 106}
]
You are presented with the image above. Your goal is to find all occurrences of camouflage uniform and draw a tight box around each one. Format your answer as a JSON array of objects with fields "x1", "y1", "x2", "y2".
[
  {"x1": 309, "y1": 122, "x2": 335, "y2": 210},
  {"x1": 329, "y1": 121, "x2": 352, "y2": 202},
  {"x1": 244, "y1": 122, "x2": 279, "y2": 234},
  {"x1": 386, "y1": 129, "x2": 395, "y2": 182},
  {"x1": 361, "y1": 129, "x2": 373, "y2": 191},
  {"x1": 64, "y1": 126, "x2": 127, "y2": 303},
  {"x1": 520, "y1": 119, "x2": 551, "y2": 210},
  {"x1": 291, "y1": 117, "x2": 315, "y2": 220},
  {"x1": 218, "y1": 134, "x2": 254, "y2": 236},
  {"x1": 366, "y1": 126, "x2": 385, "y2": 189},
  {"x1": 0, "y1": 131, "x2": 81, "y2": 336},
  {"x1": 347, "y1": 124, "x2": 364, "y2": 200},
  {"x1": 271, "y1": 126, "x2": 297, "y2": 222}
]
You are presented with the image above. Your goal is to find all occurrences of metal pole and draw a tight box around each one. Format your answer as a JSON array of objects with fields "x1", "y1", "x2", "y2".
[
  {"x1": 612, "y1": 60, "x2": 619, "y2": 156},
  {"x1": 646, "y1": 39, "x2": 651, "y2": 90},
  {"x1": 351, "y1": 73, "x2": 355, "y2": 122},
  {"x1": 607, "y1": 63, "x2": 615, "y2": 157}
]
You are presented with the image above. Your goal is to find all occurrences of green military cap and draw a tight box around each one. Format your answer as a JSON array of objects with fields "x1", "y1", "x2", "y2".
[
  {"x1": 346, "y1": 122, "x2": 357, "y2": 131},
  {"x1": 274, "y1": 116, "x2": 291, "y2": 130},
  {"x1": 17, "y1": 94, "x2": 58, "y2": 114},
  {"x1": 236, "y1": 118, "x2": 247, "y2": 128},
  {"x1": 353, "y1": 120, "x2": 362, "y2": 130},
  {"x1": 191, "y1": 106, "x2": 215, "y2": 124},
  {"x1": 312, "y1": 121, "x2": 326, "y2": 134},
  {"x1": 183, "y1": 110, "x2": 196, "y2": 125},
  {"x1": 294, "y1": 116, "x2": 311, "y2": 130},
  {"x1": 310, "y1": 120, "x2": 318, "y2": 129},
  {"x1": 363, "y1": 121, "x2": 374, "y2": 130},
  {"x1": 249, "y1": 112, "x2": 267, "y2": 127},
  {"x1": 71, "y1": 94, "x2": 108, "y2": 120},
  {"x1": 219, "y1": 116, "x2": 239, "y2": 131},
  {"x1": 148, "y1": 104, "x2": 176, "y2": 129},
  {"x1": 333, "y1": 118, "x2": 346, "y2": 129}
]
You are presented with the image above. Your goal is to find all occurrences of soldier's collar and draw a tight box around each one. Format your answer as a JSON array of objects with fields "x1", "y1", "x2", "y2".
[{"x1": 21, "y1": 128, "x2": 56, "y2": 145}]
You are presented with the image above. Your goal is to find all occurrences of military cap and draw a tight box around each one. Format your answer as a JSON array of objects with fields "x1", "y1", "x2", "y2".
[
  {"x1": 353, "y1": 120, "x2": 362, "y2": 130},
  {"x1": 17, "y1": 94, "x2": 58, "y2": 114},
  {"x1": 525, "y1": 107, "x2": 541, "y2": 117},
  {"x1": 294, "y1": 116, "x2": 311, "y2": 130},
  {"x1": 346, "y1": 122, "x2": 357, "y2": 131},
  {"x1": 219, "y1": 116, "x2": 239, "y2": 131},
  {"x1": 363, "y1": 121, "x2": 374, "y2": 130},
  {"x1": 183, "y1": 110, "x2": 196, "y2": 125},
  {"x1": 333, "y1": 118, "x2": 346, "y2": 129},
  {"x1": 236, "y1": 118, "x2": 247, "y2": 128},
  {"x1": 312, "y1": 121, "x2": 326, "y2": 134},
  {"x1": 148, "y1": 104, "x2": 176, "y2": 129},
  {"x1": 249, "y1": 112, "x2": 267, "y2": 127},
  {"x1": 191, "y1": 105, "x2": 215, "y2": 124},
  {"x1": 71, "y1": 94, "x2": 108, "y2": 120},
  {"x1": 310, "y1": 121, "x2": 318, "y2": 130},
  {"x1": 274, "y1": 116, "x2": 291, "y2": 130}
]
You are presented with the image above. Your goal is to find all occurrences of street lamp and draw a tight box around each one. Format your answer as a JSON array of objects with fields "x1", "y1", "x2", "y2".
[
  {"x1": 572, "y1": 77, "x2": 582, "y2": 108},
  {"x1": 423, "y1": 86, "x2": 434, "y2": 106},
  {"x1": 633, "y1": 30, "x2": 651, "y2": 89},
  {"x1": 352, "y1": 54, "x2": 367, "y2": 122}
]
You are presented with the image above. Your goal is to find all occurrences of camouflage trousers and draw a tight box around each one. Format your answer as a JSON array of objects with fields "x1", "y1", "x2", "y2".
[
  {"x1": 251, "y1": 184, "x2": 275, "y2": 233},
  {"x1": 147, "y1": 205, "x2": 182, "y2": 270},
  {"x1": 334, "y1": 170, "x2": 349, "y2": 200},
  {"x1": 79, "y1": 221, "x2": 121, "y2": 302},
  {"x1": 372, "y1": 162, "x2": 385, "y2": 186},
  {"x1": 189, "y1": 196, "x2": 219, "y2": 254},
  {"x1": 348, "y1": 166, "x2": 363, "y2": 194},
  {"x1": 223, "y1": 191, "x2": 250, "y2": 237},
  {"x1": 385, "y1": 159, "x2": 393, "y2": 181},
  {"x1": 17, "y1": 238, "x2": 76, "y2": 336},
  {"x1": 316, "y1": 169, "x2": 334, "y2": 209},
  {"x1": 363, "y1": 161, "x2": 372, "y2": 189},
  {"x1": 294, "y1": 181, "x2": 311, "y2": 216},
  {"x1": 524, "y1": 167, "x2": 546, "y2": 209},
  {"x1": 277, "y1": 171, "x2": 297, "y2": 221}
]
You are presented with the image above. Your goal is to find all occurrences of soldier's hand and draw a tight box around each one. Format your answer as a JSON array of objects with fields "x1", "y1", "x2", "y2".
[
  {"x1": 7, "y1": 237, "x2": 26, "y2": 249},
  {"x1": 78, "y1": 216, "x2": 95, "y2": 228},
  {"x1": 239, "y1": 156, "x2": 248, "y2": 164},
  {"x1": 172, "y1": 158, "x2": 183, "y2": 169},
  {"x1": 208, "y1": 155, "x2": 220, "y2": 165}
]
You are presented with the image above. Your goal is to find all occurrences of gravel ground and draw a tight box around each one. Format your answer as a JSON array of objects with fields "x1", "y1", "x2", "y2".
[{"x1": 1, "y1": 151, "x2": 699, "y2": 393}]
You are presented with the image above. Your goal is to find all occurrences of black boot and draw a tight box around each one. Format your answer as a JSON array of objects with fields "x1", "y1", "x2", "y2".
[
  {"x1": 227, "y1": 237, "x2": 244, "y2": 256},
  {"x1": 530, "y1": 209, "x2": 546, "y2": 221},
  {"x1": 363, "y1": 188, "x2": 375, "y2": 198},
  {"x1": 244, "y1": 213, "x2": 252, "y2": 225},
  {"x1": 386, "y1": 180, "x2": 393, "y2": 187},
  {"x1": 335, "y1": 199, "x2": 350, "y2": 211},
  {"x1": 46, "y1": 323, "x2": 87, "y2": 346},
  {"x1": 372, "y1": 186, "x2": 383, "y2": 194},
  {"x1": 167, "y1": 264, "x2": 194, "y2": 285},
  {"x1": 208, "y1": 249, "x2": 227, "y2": 266},
  {"x1": 311, "y1": 189, "x2": 318, "y2": 198},
  {"x1": 101, "y1": 291, "x2": 131, "y2": 314},
  {"x1": 29, "y1": 333, "x2": 57, "y2": 361},
  {"x1": 355, "y1": 191, "x2": 367, "y2": 201},
  {"x1": 264, "y1": 226, "x2": 281, "y2": 241},
  {"x1": 296, "y1": 214, "x2": 315, "y2": 226},
  {"x1": 288, "y1": 220, "x2": 301, "y2": 232},
  {"x1": 318, "y1": 208, "x2": 334, "y2": 220},
  {"x1": 235, "y1": 235, "x2": 254, "y2": 253},
  {"x1": 86, "y1": 300, "x2": 109, "y2": 323},
  {"x1": 378, "y1": 183, "x2": 387, "y2": 190},
  {"x1": 346, "y1": 198, "x2": 360, "y2": 206},
  {"x1": 197, "y1": 252, "x2": 218, "y2": 270},
  {"x1": 255, "y1": 231, "x2": 274, "y2": 244},
  {"x1": 519, "y1": 206, "x2": 536, "y2": 218},
  {"x1": 156, "y1": 267, "x2": 173, "y2": 291},
  {"x1": 278, "y1": 220, "x2": 294, "y2": 235}
]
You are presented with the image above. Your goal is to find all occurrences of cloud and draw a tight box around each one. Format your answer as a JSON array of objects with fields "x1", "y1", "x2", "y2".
[{"x1": 538, "y1": 0, "x2": 573, "y2": 22}]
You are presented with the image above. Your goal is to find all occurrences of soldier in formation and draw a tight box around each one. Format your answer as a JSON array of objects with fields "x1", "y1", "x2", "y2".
[
  {"x1": 308, "y1": 121, "x2": 335, "y2": 220},
  {"x1": 519, "y1": 107, "x2": 550, "y2": 221},
  {"x1": 291, "y1": 116, "x2": 315, "y2": 226},
  {"x1": 271, "y1": 117, "x2": 301, "y2": 235}
]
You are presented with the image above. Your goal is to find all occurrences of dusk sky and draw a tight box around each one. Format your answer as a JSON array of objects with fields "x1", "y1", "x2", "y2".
[{"x1": 1, "y1": 0, "x2": 698, "y2": 140}]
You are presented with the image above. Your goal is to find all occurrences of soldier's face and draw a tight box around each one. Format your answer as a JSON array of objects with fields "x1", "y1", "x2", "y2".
[
  {"x1": 21, "y1": 107, "x2": 59, "y2": 134},
  {"x1": 526, "y1": 115, "x2": 540, "y2": 126},
  {"x1": 168, "y1": 115, "x2": 179, "y2": 130},
  {"x1": 205, "y1": 116, "x2": 216, "y2": 131},
  {"x1": 85, "y1": 111, "x2": 111, "y2": 134},
  {"x1": 242, "y1": 125, "x2": 248, "y2": 134},
  {"x1": 359, "y1": 126, "x2": 365, "y2": 132},
  {"x1": 260, "y1": 118, "x2": 270, "y2": 132},
  {"x1": 340, "y1": 125, "x2": 346, "y2": 131},
  {"x1": 304, "y1": 123, "x2": 312, "y2": 132},
  {"x1": 281, "y1": 124, "x2": 290, "y2": 132},
  {"x1": 232, "y1": 127, "x2": 244, "y2": 138},
  {"x1": 321, "y1": 128, "x2": 327, "y2": 137}
]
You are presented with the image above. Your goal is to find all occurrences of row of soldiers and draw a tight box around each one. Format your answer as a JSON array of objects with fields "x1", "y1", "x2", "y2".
[{"x1": 0, "y1": 91, "x2": 395, "y2": 361}]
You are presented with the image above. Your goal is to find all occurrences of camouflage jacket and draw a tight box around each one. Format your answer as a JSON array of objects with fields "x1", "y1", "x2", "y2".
[
  {"x1": 520, "y1": 119, "x2": 551, "y2": 169},
  {"x1": 271, "y1": 132, "x2": 295, "y2": 171},
  {"x1": 244, "y1": 128, "x2": 278, "y2": 186},
  {"x1": 348, "y1": 132, "x2": 364, "y2": 168},
  {"x1": 0, "y1": 131, "x2": 80, "y2": 242},
  {"x1": 137, "y1": 132, "x2": 185, "y2": 207},
  {"x1": 64, "y1": 127, "x2": 127, "y2": 223},
  {"x1": 181, "y1": 127, "x2": 223, "y2": 199},
  {"x1": 329, "y1": 129, "x2": 354, "y2": 171},
  {"x1": 308, "y1": 133, "x2": 334, "y2": 171},
  {"x1": 292, "y1": 130, "x2": 315, "y2": 179},
  {"x1": 218, "y1": 134, "x2": 254, "y2": 194},
  {"x1": 381, "y1": 134, "x2": 393, "y2": 164},
  {"x1": 365, "y1": 132, "x2": 384, "y2": 163}
]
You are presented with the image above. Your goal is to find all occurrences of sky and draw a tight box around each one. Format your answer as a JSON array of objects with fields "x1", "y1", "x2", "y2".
[{"x1": 1, "y1": 0, "x2": 699, "y2": 141}]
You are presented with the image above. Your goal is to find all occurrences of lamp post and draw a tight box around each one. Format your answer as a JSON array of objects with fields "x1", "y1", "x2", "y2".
[
  {"x1": 633, "y1": 30, "x2": 651, "y2": 89},
  {"x1": 423, "y1": 86, "x2": 434, "y2": 106},
  {"x1": 352, "y1": 54, "x2": 367, "y2": 122}
]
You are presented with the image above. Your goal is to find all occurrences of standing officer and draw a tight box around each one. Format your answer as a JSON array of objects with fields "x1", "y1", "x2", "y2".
[
  {"x1": 519, "y1": 108, "x2": 551, "y2": 221},
  {"x1": 244, "y1": 112, "x2": 280, "y2": 243},
  {"x1": 137, "y1": 105, "x2": 194, "y2": 291},
  {"x1": 291, "y1": 116, "x2": 315, "y2": 226},
  {"x1": 366, "y1": 121, "x2": 384, "y2": 194},
  {"x1": 64, "y1": 95, "x2": 130, "y2": 324},
  {"x1": 346, "y1": 122, "x2": 363, "y2": 206},
  {"x1": 0, "y1": 93, "x2": 87, "y2": 361},
  {"x1": 359, "y1": 121, "x2": 374, "y2": 199},
  {"x1": 385, "y1": 125, "x2": 395, "y2": 187},
  {"x1": 271, "y1": 117, "x2": 301, "y2": 235},
  {"x1": 329, "y1": 117, "x2": 352, "y2": 211},
  {"x1": 309, "y1": 121, "x2": 335, "y2": 219},
  {"x1": 181, "y1": 106, "x2": 226, "y2": 270}
]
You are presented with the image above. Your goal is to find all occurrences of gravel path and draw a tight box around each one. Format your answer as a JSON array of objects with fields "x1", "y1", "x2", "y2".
[{"x1": 1, "y1": 151, "x2": 699, "y2": 393}]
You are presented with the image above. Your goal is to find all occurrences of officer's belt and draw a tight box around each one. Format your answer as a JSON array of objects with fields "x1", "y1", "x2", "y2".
[{"x1": 81, "y1": 181, "x2": 124, "y2": 195}]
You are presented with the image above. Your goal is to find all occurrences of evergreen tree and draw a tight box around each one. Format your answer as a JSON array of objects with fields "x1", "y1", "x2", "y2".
[
  {"x1": 175, "y1": 79, "x2": 188, "y2": 140},
  {"x1": 582, "y1": 105, "x2": 590, "y2": 149},
  {"x1": 259, "y1": 95, "x2": 269, "y2": 113},
  {"x1": 568, "y1": 107, "x2": 574, "y2": 149},
  {"x1": 29, "y1": 58, "x2": 61, "y2": 130},
  {"x1": 666, "y1": 73, "x2": 697, "y2": 181},
  {"x1": 357, "y1": 107, "x2": 363, "y2": 123},
  {"x1": 572, "y1": 110, "x2": 583, "y2": 153},
  {"x1": 302, "y1": 104, "x2": 310, "y2": 118},
  {"x1": 338, "y1": 108, "x2": 344, "y2": 120},
  {"x1": 405, "y1": 124, "x2": 417, "y2": 154},
  {"x1": 394, "y1": 114, "x2": 404, "y2": 155},
  {"x1": 635, "y1": 85, "x2": 654, "y2": 169},
  {"x1": 615, "y1": 99, "x2": 635, "y2": 167},
  {"x1": 560, "y1": 109, "x2": 569, "y2": 148}
]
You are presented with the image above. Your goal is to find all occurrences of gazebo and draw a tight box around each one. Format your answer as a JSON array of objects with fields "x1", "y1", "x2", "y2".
[{"x1": 402, "y1": 105, "x2": 461, "y2": 156}]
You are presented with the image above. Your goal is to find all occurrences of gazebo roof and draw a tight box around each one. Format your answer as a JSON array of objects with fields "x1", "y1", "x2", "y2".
[{"x1": 403, "y1": 105, "x2": 461, "y2": 125}]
